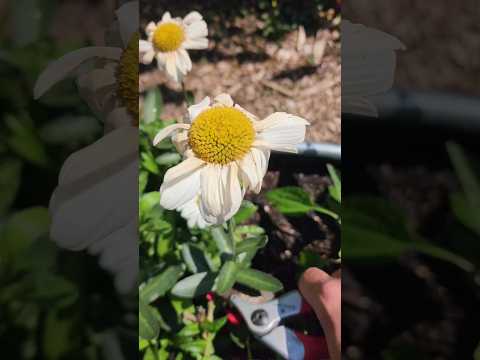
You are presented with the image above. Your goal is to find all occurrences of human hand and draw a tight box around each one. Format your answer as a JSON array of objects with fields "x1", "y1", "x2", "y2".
[{"x1": 299, "y1": 268, "x2": 341, "y2": 360}]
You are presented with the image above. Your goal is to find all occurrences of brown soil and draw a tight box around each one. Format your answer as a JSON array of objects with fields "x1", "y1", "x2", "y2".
[{"x1": 140, "y1": 14, "x2": 341, "y2": 144}]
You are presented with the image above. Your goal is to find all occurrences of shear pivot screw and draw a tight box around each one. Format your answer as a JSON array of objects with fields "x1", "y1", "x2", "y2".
[{"x1": 251, "y1": 309, "x2": 269, "y2": 326}]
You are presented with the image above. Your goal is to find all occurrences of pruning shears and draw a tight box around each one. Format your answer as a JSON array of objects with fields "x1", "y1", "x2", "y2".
[{"x1": 230, "y1": 290, "x2": 330, "y2": 360}]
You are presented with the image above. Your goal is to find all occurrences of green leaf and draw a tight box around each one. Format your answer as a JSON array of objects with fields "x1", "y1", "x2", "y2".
[
  {"x1": 201, "y1": 316, "x2": 227, "y2": 333},
  {"x1": 236, "y1": 268, "x2": 283, "y2": 293},
  {"x1": 177, "y1": 339, "x2": 206, "y2": 355},
  {"x1": 327, "y1": 164, "x2": 341, "y2": 203},
  {"x1": 181, "y1": 244, "x2": 212, "y2": 274},
  {"x1": 143, "y1": 88, "x2": 163, "y2": 123},
  {"x1": 5, "y1": 114, "x2": 49, "y2": 167},
  {"x1": 215, "y1": 261, "x2": 238, "y2": 294},
  {"x1": 447, "y1": 142, "x2": 480, "y2": 228},
  {"x1": 171, "y1": 272, "x2": 217, "y2": 298},
  {"x1": 39, "y1": 116, "x2": 100, "y2": 145},
  {"x1": 156, "y1": 152, "x2": 181, "y2": 166},
  {"x1": 139, "y1": 298, "x2": 160, "y2": 340},
  {"x1": 266, "y1": 187, "x2": 314, "y2": 215},
  {"x1": 234, "y1": 200, "x2": 258, "y2": 224},
  {"x1": 140, "y1": 192, "x2": 160, "y2": 217},
  {"x1": 450, "y1": 193, "x2": 480, "y2": 235},
  {"x1": 177, "y1": 323, "x2": 201, "y2": 337},
  {"x1": 236, "y1": 236, "x2": 268, "y2": 254},
  {"x1": 0, "y1": 207, "x2": 50, "y2": 262},
  {"x1": 414, "y1": 242, "x2": 474, "y2": 273},
  {"x1": 474, "y1": 338, "x2": 480, "y2": 360},
  {"x1": 141, "y1": 265, "x2": 184, "y2": 303},
  {"x1": 0, "y1": 158, "x2": 22, "y2": 215},
  {"x1": 211, "y1": 226, "x2": 234, "y2": 255}
]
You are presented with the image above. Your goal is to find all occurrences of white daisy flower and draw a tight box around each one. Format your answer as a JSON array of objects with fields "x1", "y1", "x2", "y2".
[
  {"x1": 34, "y1": 1, "x2": 139, "y2": 131},
  {"x1": 140, "y1": 11, "x2": 208, "y2": 82},
  {"x1": 153, "y1": 94, "x2": 309, "y2": 225},
  {"x1": 178, "y1": 195, "x2": 209, "y2": 229}
]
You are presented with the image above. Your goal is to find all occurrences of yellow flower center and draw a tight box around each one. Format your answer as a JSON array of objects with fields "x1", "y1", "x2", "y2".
[
  {"x1": 153, "y1": 23, "x2": 185, "y2": 52},
  {"x1": 116, "y1": 32, "x2": 139, "y2": 126},
  {"x1": 189, "y1": 107, "x2": 255, "y2": 165}
]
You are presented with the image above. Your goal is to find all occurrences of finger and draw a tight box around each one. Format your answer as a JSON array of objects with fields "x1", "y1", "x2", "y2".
[{"x1": 332, "y1": 269, "x2": 341, "y2": 279}]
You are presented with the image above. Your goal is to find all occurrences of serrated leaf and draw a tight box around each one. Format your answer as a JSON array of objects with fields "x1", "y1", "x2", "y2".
[
  {"x1": 215, "y1": 261, "x2": 238, "y2": 294},
  {"x1": 139, "y1": 298, "x2": 160, "y2": 340},
  {"x1": 266, "y1": 187, "x2": 314, "y2": 216},
  {"x1": 141, "y1": 265, "x2": 184, "y2": 303},
  {"x1": 171, "y1": 272, "x2": 216, "y2": 298},
  {"x1": 236, "y1": 268, "x2": 283, "y2": 293}
]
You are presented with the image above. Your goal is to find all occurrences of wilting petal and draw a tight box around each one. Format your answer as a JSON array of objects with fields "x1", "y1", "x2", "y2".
[
  {"x1": 153, "y1": 123, "x2": 190, "y2": 146},
  {"x1": 49, "y1": 127, "x2": 138, "y2": 251},
  {"x1": 178, "y1": 195, "x2": 210, "y2": 229},
  {"x1": 34, "y1": 47, "x2": 122, "y2": 99},
  {"x1": 255, "y1": 112, "x2": 309, "y2": 153},
  {"x1": 188, "y1": 96, "x2": 211, "y2": 121},
  {"x1": 176, "y1": 48, "x2": 192, "y2": 74},
  {"x1": 214, "y1": 93, "x2": 234, "y2": 107},
  {"x1": 238, "y1": 147, "x2": 270, "y2": 193},
  {"x1": 200, "y1": 163, "x2": 243, "y2": 224},
  {"x1": 160, "y1": 157, "x2": 206, "y2": 209}
]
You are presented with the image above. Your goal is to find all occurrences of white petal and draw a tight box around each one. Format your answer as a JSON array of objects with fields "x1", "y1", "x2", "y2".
[
  {"x1": 115, "y1": 1, "x2": 138, "y2": 47},
  {"x1": 176, "y1": 49, "x2": 192, "y2": 75},
  {"x1": 34, "y1": 47, "x2": 122, "y2": 99},
  {"x1": 200, "y1": 163, "x2": 243, "y2": 224},
  {"x1": 186, "y1": 20, "x2": 208, "y2": 39},
  {"x1": 172, "y1": 129, "x2": 189, "y2": 154},
  {"x1": 162, "y1": 12, "x2": 172, "y2": 22},
  {"x1": 214, "y1": 93, "x2": 234, "y2": 107},
  {"x1": 238, "y1": 147, "x2": 270, "y2": 193},
  {"x1": 255, "y1": 112, "x2": 309, "y2": 153},
  {"x1": 139, "y1": 39, "x2": 152, "y2": 52},
  {"x1": 234, "y1": 104, "x2": 260, "y2": 122},
  {"x1": 183, "y1": 11, "x2": 203, "y2": 26},
  {"x1": 164, "y1": 53, "x2": 179, "y2": 82},
  {"x1": 153, "y1": 123, "x2": 190, "y2": 146},
  {"x1": 183, "y1": 38, "x2": 208, "y2": 50},
  {"x1": 49, "y1": 127, "x2": 138, "y2": 251},
  {"x1": 160, "y1": 157, "x2": 205, "y2": 209},
  {"x1": 188, "y1": 96, "x2": 211, "y2": 121},
  {"x1": 145, "y1": 21, "x2": 156, "y2": 36},
  {"x1": 141, "y1": 49, "x2": 155, "y2": 65},
  {"x1": 178, "y1": 195, "x2": 210, "y2": 229}
]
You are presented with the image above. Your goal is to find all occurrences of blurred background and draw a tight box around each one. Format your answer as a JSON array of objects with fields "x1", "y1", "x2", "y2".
[
  {"x1": 343, "y1": 1, "x2": 480, "y2": 359},
  {"x1": 0, "y1": 1, "x2": 136, "y2": 359}
]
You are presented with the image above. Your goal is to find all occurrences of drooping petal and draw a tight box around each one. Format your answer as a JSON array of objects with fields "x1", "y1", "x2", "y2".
[
  {"x1": 153, "y1": 123, "x2": 190, "y2": 146},
  {"x1": 238, "y1": 147, "x2": 270, "y2": 193},
  {"x1": 164, "y1": 53, "x2": 179, "y2": 82},
  {"x1": 188, "y1": 96, "x2": 211, "y2": 122},
  {"x1": 200, "y1": 163, "x2": 243, "y2": 224},
  {"x1": 115, "y1": 0, "x2": 138, "y2": 48},
  {"x1": 176, "y1": 48, "x2": 192, "y2": 75},
  {"x1": 160, "y1": 157, "x2": 206, "y2": 210},
  {"x1": 172, "y1": 129, "x2": 189, "y2": 155},
  {"x1": 214, "y1": 93, "x2": 234, "y2": 107},
  {"x1": 255, "y1": 112, "x2": 309, "y2": 153},
  {"x1": 178, "y1": 195, "x2": 210, "y2": 229},
  {"x1": 34, "y1": 47, "x2": 122, "y2": 99}
]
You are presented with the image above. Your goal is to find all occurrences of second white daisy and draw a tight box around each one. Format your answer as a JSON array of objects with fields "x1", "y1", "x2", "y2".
[
  {"x1": 153, "y1": 94, "x2": 309, "y2": 225},
  {"x1": 140, "y1": 11, "x2": 208, "y2": 82}
]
